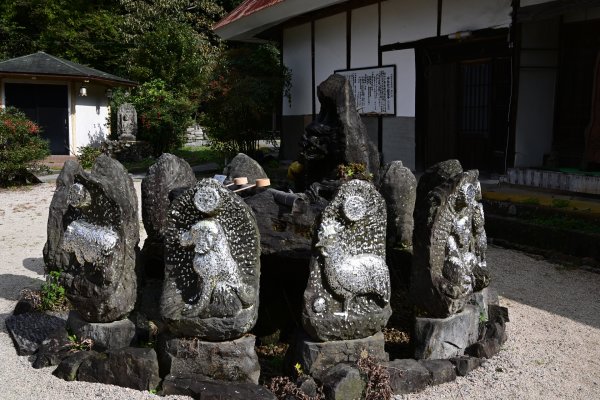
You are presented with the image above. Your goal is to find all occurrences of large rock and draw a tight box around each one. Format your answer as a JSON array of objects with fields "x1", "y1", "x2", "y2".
[
  {"x1": 288, "y1": 331, "x2": 387, "y2": 382},
  {"x1": 223, "y1": 153, "x2": 268, "y2": 184},
  {"x1": 413, "y1": 305, "x2": 479, "y2": 360},
  {"x1": 384, "y1": 359, "x2": 430, "y2": 394},
  {"x1": 158, "y1": 334, "x2": 260, "y2": 384},
  {"x1": 379, "y1": 161, "x2": 417, "y2": 250},
  {"x1": 32, "y1": 328, "x2": 73, "y2": 369},
  {"x1": 411, "y1": 160, "x2": 490, "y2": 318},
  {"x1": 43, "y1": 155, "x2": 139, "y2": 322},
  {"x1": 418, "y1": 359, "x2": 457, "y2": 385},
  {"x1": 77, "y1": 347, "x2": 160, "y2": 391},
  {"x1": 299, "y1": 74, "x2": 380, "y2": 188},
  {"x1": 5, "y1": 312, "x2": 66, "y2": 355},
  {"x1": 162, "y1": 374, "x2": 277, "y2": 399},
  {"x1": 53, "y1": 350, "x2": 99, "y2": 381},
  {"x1": 161, "y1": 178, "x2": 261, "y2": 340},
  {"x1": 302, "y1": 180, "x2": 391, "y2": 341},
  {"x1": 141, "y1": 153, "x2": 196, "y2": 278},
  {"x1": 322, "y1": 363, "x2": 366, "y2": 400},
  {"x1": 67, "y1": 311, "x2": 135, "y2": 351}
]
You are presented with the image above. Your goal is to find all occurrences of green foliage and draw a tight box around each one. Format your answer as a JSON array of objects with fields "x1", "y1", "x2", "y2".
[
  {"x1": 337, "y1": 163, "x2": 373, "y2": 182},
  {"x1": 551, "y1": 198, "x2": 571, "y2": 208},
  {"x1": 0, "y1": 107, "x2": 49, "y2": 186},
  {"x1": 77, "y1": 145, "x2": 103, "y2": 169},
  {"x1": 202, "y1": 43, "x2": 291, "y2": 158},
  {"x1": 68, "y1": 333, "x2": 94, "y2": 351},
  {"x1": 520, "y1": 197, "x2": 540, "y2": 205},
  {"x1": 40, "y1": 270, "x2": 67, "y2": 311}
]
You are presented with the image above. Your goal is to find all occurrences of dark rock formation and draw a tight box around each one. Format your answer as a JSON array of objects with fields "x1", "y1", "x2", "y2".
[
  {"x1": 162, "y1": 374, "x2": 277, "y2": 399},
  {"x1": 449, "y1": 355, "x2": 482, "y2": 376},
  {"x1": 53, "y1": 350, "x2": 99, "y2": 381},
  {"x1": 5, "y1": 312, "x2": 66, "y2": 355},
  {"x1": 67, "y1": 311, "x2": 136, "y2": 351},
  {"x1": 302, "y1": 179, "x2": 391, "y2": 341},
  {"x1": 385, "y1": 359, "x2": 430, "y2": 394},
  {"x1": 32, "y1": 328, "x2": 72, "y2": 368},
  {"x1": 43, "y1": 155, "x2": 139, "y2": 322},
  {"x1": 322, "y1": 363, "x2": 366, "y2": 400},
  {"x1": 161, "y1": 178, "x2": 260, "y2": 340},
  {"x1": 412, "y1": 160, "x2": 490, "y2": 318},
  {"x1": 141, "y1": 153, "x2": 196, "y2": 278},
  {"x1": 418, "y1": 359, "x2": 457, "y2": 385},
  {"x1": 223, "y1": 153, "x2": 268, "y2": 184},
  {"x1": 299, "y1": 74, "x2": 380, "y2": 188},
  {"x1": 158, "y1": 334, "x2": 260, "y2": 383}
]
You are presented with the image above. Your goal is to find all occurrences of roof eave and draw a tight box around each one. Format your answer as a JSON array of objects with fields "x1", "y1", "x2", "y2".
[{"x1": 0, "y1": 72, "x2": 137, "y2": 87}]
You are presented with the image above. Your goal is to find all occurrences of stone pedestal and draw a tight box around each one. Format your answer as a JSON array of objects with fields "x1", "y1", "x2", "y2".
[
  {"x1": 288, "y1": 331, "x2": 388, "y2": 381},
  {"x1": 67, "y1": 311, "x2": 135, "y2": 351},
  {"x1": 469, "y1": 287, "x2": 499, "y2": 322},
  {"x1": 158, "y1": 334, "x2": 260, "y2": 384},
  {"x1": 413, "y1": 305, "x2": 479, "y2": 360}
]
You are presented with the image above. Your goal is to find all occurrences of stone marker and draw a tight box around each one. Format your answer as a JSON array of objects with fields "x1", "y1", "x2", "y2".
[
  {"x1": 141, "y1": 153, "x2": 196, "y2": 278},
  {"x1": 302, "y1": 179, "x2": 391, "y2": 341},
  {"x1": 223, "y1": 153, "x2": 268, "y2": 184},
  {"x1": 161, "y1": 178, "x2": 261, "y2": 340},
  {"x1": 43, "y1": 155, "x2": 139, "y2": 322},
  {"x1": 117, "y1": 102, "x2": 137, "y2": 141}
]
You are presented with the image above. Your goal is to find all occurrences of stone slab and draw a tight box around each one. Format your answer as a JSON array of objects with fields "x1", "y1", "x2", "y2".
[
  {"x1": 449, "y1": 355, "x2": 482, "y2": 376},
  {"x1": 414, "y1": 305, "x2": 479, "y2": 360},
  {"x1": 385, "y1": 358, "x2": 430, "y2": 394},
  {"x1": 418, "y1": 359, "x2": 457, "y2": 385},
  {"x1": 163, "y1": 374, "x2": 277, "y2": 400},
  {"x1": 322, "y1": 363, "x2": 366, "y2": 400},
  {"x1": 5, "y1": 312, "x2": 66, "y2": 355},
  {"x1": 67, "y1": 311, "x2": 135, "y2": 351},
  {"x1": 158, "y1": 334, "x2": 260, "y2": 384}
]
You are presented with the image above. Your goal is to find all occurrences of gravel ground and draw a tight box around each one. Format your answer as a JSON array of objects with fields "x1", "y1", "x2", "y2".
[{"x1": 1, "y1": 182, "x2": 600, "y2": 399}]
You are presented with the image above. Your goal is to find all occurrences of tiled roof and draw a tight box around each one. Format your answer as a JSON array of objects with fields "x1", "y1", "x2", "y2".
[
  {"x1": 213, "y1": 0, "x2": 284, "y2": 30},
  {"x1": 0, "y1": 52, "x2": 136, "y2": 85}
]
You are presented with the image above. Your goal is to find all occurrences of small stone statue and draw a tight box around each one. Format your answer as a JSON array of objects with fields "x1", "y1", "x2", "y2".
[
  {"x1": 161, "y1": 178, "x2": 261, "y2": 340},
  {"x1": 43, "y1": 155, "x2": 139, "y2": 322},
  {"x1": 302, "y1": 179, "x2": 391, "y2": 341},
  {"x1": 411, "y1": 160, "x2": 490, "y2": 318},
  {"x1": 117, "y1": 103, "x2": 137, "y2": 141}
]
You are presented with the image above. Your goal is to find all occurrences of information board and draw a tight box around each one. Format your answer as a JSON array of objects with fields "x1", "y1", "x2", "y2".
[{"x1": 335, "y1": 65, "x2": 396, "y2": 115}]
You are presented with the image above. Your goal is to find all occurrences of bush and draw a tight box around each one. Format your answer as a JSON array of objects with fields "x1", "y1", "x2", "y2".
[
  {"x1": 0, "y1": 107, "x2": 49, "y2": 185},
  {"x1": 77, "y1": 145, "x2": 103, "y2": 169},
  {"x1": 40, "y1": 270, "x2": 67, "y2": 311}
]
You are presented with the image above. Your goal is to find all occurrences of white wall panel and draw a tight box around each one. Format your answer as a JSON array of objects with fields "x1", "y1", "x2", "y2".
[
  {"x1": 314, "y1": 13, "x2": 347, "y2": 107},
  {"x1": 381, "y1": 0, "x2": 437, "y2": 45},
  {"x1": 75, "y1": 84, "x2": 109, "y2": 149},
  {"x1": 282, "y1": 23, "x2": 312, "y2": 116},
  {"x1": 382, "y1": 49, "x2": 416, "y2": 117},
  {"x1": 441, "y1": 0, "x2": 511, "y2": 36},
  {"x1": 350, "y1": 4, "x2": 378, "y2": 68}
]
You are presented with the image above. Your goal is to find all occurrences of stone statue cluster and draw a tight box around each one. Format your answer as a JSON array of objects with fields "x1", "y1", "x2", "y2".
[{"x1": 12, "y1": 74, "x2": 505, "y2": 397}]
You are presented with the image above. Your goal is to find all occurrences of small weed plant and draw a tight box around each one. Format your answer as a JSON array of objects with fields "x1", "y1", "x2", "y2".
[
  {"x1": 356, "y1": 351, "x2": 393, "y2": 400},
  {"x1": 337, "y1": 163, "x2": 373, "y2": 182},
  {"x1": 77, "y1": 145, "x2": 103, "y2": 169},
  {"x1": 40, "y1": 270, "x2": 67, "y2": 311},
  {"x1": 68, "y1": 333, "x2": 94, "y2": 352}
]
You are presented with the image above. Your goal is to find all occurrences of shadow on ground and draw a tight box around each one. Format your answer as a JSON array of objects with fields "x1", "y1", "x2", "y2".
[
  {"x1": 489, "y1": 245, "x2": 600, "y2": 330},
  {"x1": 22, "y1": 258, "x2": 44, "y2": 276},
  {"x1": 0, "y1": 274, "x2": 43, "y2": 302}
]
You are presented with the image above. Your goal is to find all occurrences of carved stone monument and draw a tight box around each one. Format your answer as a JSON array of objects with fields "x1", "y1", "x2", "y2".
[
  {"x1": 302, "y1": 179, "x2": 391, "y2": 341},
  {"x1": 43, "y1": 155, "x2": 139, "y2": 324},
  {"x1": 411, "y1": 160, "x2": 490, "y2": 359},
  {"x1": 117, "y1": 103, "x2": 137, "y2": 141},
  {"x1": 298, "y1": 74, "x2": 380, "y2": 189},
  {"x1": 141, "y1": 153, "x2": 196, "y2": 279},
  {"x1": 159, "y1": 178, "x2": 261, "y2": 383}
]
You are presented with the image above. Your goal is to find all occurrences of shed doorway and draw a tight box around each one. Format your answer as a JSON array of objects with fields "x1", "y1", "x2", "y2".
[{"x1": 5, "y1": 83, "x2": 69, "y2": 155}]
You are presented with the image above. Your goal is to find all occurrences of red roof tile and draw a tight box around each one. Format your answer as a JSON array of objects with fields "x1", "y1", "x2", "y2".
[{"x1": 213, "y1": 0, "x2": 284, "y2": 30}]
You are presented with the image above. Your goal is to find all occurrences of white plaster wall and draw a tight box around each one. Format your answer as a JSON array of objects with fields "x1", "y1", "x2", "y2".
[
  {"x1": 381, "y1": 0, "x2": 437, "y2": 45},
  {"x1": 75, "y1": 84, "x2": 109, "y2": 150},
  {"x1": 514, "y1": 19, "x2": 559, "y2": 167},
  {"x1": 283, "y1": 23, "x2": 312, "y2": 116},
  {"x1": 382, "y1": 49, "x2": 416, "y2": 117},
  {"x1": 314, "y1": 13, "x2": 347, "y2": 107},
  {"x1": 350, "y1": 4, "x2": 378, "y2": 68},
  {"x1": 441, "y1": 0, "x2": 512, "y2": 36}
]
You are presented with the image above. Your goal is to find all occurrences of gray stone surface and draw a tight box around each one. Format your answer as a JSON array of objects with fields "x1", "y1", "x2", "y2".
[
  {"x1": 53, "y1": 350, "x2": 99, "y2": 381},
  {"x1": 414, "y1": 305, "x2": 480, "y2": 360},
  {"x1": 32, "y1": 328, "x2": 72, "y2": 369},
  {"x1": 162, "y1": 374, "x2": 277, "y2": 399},
  {"x1": 223, "y1": 153, "x2": 268, "y2": 184},
  {"x1": 418, "y1": 359, "x2": 457, "y2": 385},
  {"x1": 385, "y1": 358, "x2": 430, "y2": 394},
  {"x1": 67, "y1": 311, "x2": 135, "y2": 351},
  {"x1": 449, "y1": 355, "x2": 482, "y2": 376},
  {"x1": 141, "y1": 153, "x2": 196, "y2": 278},
  {"x1": 117, "y1": 102, "x2": 137, "y2": 141},
  {"x1": 302, "y1": 179, "x2": 391, "y2": 341},
  {"x1": 412, "y1": 160, "x2": 490, "y2": 318},
  {"x1": 289, "y1": 331, "x2": 387, "y2": 382},
  {"x1": 161, "y1": 178, "x2": 261, "y2": 340},
  {"x1": 469, "y1": 287, "x2": 498, "y2": 322},
  {"x1": 299, "y1": 74, "x2": 380, "y2": 187},
  {"x1": 77, "y1": 347, "x2": 160, "y2": 391},
  {"x1": 322, "y1": 363, "x2": 366, "y2": 400},
  {"x1": 5, "y1": 312, "x2": 66, "y2": 355},
  {"x1": 43, "y1": 155, "x2": 139, "y2": 322},
  {"x1": 379, "y1": 160, "x2": 417, "y2": 250},
  {"x1": 158, "y1": 334, "x2": 260, "y2": 384}
]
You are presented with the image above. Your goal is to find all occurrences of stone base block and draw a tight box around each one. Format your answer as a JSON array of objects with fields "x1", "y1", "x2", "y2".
[
  {"x1": 288, "y1": 331, "x2": 388, "y2": 381},
  {"x1": 67, "y1": 311, "x2": 135, "y2": 351},
  {"x1": 163, "y1": 374, "x2": 276, "y2": 399},
  {"x1": 158, "y1": 334, "x2": 260, "y2": 384},
  {"x1": 414, "y1": 305, "x2": 479, "y2": 360},
  {"x1": 418, "y1": 359, "x2": 457, "y2": 385},
  {"x1": 469, "y1": 287, "x2": 499, "y2": 321},
  {"x1": 385, "y1": 359, "x2": 430, "y2": 394}
]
